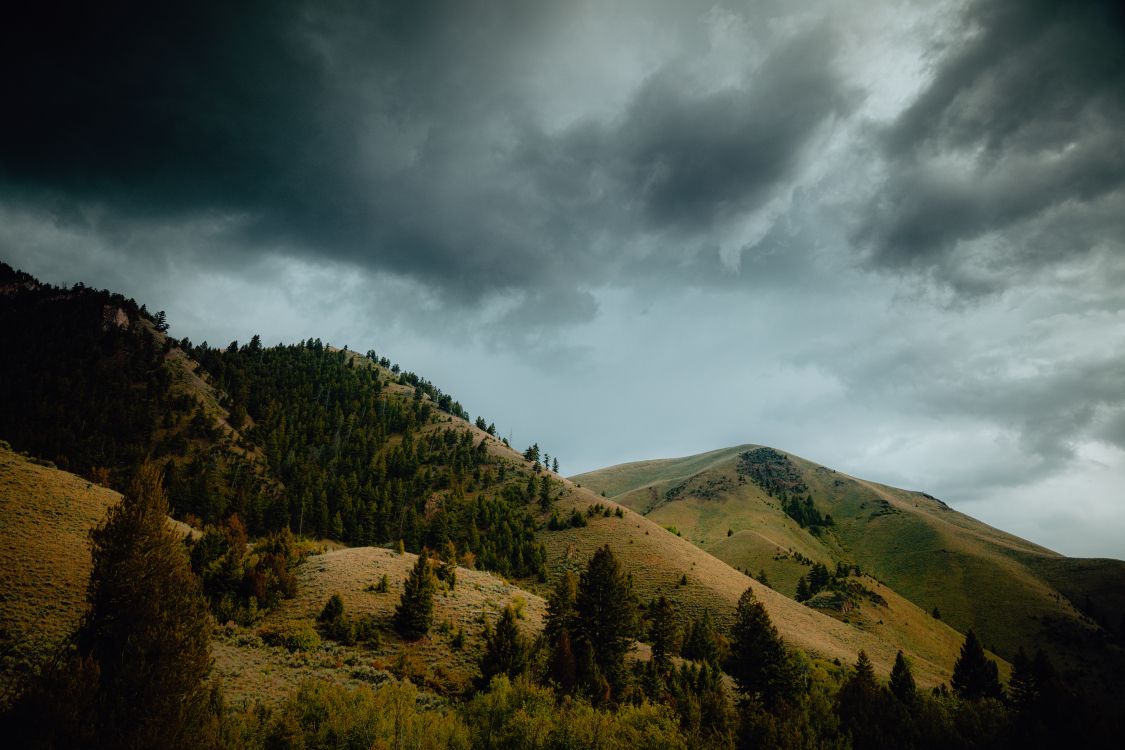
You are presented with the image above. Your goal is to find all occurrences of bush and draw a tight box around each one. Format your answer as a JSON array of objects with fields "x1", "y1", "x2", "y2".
[{"x1": 260, "y1": 621, "x2": 321, "y2": 652}]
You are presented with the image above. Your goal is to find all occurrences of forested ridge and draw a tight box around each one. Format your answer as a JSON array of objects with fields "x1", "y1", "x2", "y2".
[{"x1": 0, "y1": 263, "x2": 548, "y2": 583}]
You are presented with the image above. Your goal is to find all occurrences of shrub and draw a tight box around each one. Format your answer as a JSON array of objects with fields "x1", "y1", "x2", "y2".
[{"x1": 260, "y1": 621, "x2": 322, "y2": 652}]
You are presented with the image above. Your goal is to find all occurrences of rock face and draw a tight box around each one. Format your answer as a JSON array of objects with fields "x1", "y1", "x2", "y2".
[{"x1": 101, "y1": 304, "x2": 129, "y2": 330}]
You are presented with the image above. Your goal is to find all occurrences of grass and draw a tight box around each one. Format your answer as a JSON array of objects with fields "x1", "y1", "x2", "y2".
[
  {"x1": 0, "y1": 444, "x2": 118, "y2": 693},
  {"x1": 214, "y1": 547, "x2": 546, "y2": 707},
  {"x1": 573, "y1": 444, "x2": 1125, "y2": 686}
]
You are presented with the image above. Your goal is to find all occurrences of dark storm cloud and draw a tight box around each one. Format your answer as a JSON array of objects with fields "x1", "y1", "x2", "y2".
[
  {"x1": 610, "y1": 26, "x2": 850, "y2": 232},
  {"x1": 858, "y1": 0, "x2": 1125, "y2": 288},
  {"x1": 0, "y1": 0, "x2": 847, "y2": 312}
]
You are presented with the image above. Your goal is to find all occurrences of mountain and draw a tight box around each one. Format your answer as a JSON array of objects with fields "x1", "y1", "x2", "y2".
[
  {"x1": 0, "y1": 265, "x2": 979, "y2": 691},
  {"x1": 3, "y1": 263, "x2": 1122, "y2": 744},
  {"x1": 573, "y1": 444, "x2": 1125, "y2": 695}
]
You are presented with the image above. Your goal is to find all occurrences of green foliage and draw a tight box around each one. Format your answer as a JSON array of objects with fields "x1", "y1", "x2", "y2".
[
  {"x1": 951, "y1": 630, "x2": 1003, "y2": 701},
  {"x1": 479, "y1": 605, "x2": 529, "y2": 686},
  {"x1": 726, "y1": 588, "x2": 801, "y2": 709},
  {"x1": 319, "y1": 593, "x2": 345, "y2": 623},
  {"x1": 190, "y1": 519, "x2": 300, "y2": 623},
  {"x1": 681, "y1": 611, "x2": 725, "y2": 666},
  {"x1": 316, "y1": 594, "x2": 359, "y2": 644},
  {"x1": 545, "y1": 571, "x2": 579, "y2": 693},
  {"x1": 888, "y1": 651, "x2": 916, "y2": 706},
  {"x1": 0, "y1": 274, "x2": 183, "y2": 487},
  {"x1": 395, "y1": 553, "x2": 437, "y2": 640},
  {"x1": 260, "y1": 621, "x2": 322, "y2": 652},
  {"x1": 3, "y1": 463, "x2": 217, "y2": 748},
  {"x1": 574, "y1": 545, "x2": 638, "y2": 700},
  {"x1": 795, "y1": 575, "x2": 811, "y2": 602},
  {"x1": 647, "y1": 596, "x2": 680, "y2": 667},
  {"x1": 782, "y1": 495, "x2": 833, "y2": 529},
  {"x1": 242, "y1": 679, "x2": 468, "y2": 750}
]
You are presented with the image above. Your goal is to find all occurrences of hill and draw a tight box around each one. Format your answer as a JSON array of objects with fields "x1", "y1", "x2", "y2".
[
  {"x1": 0, "y1": 264, "x2": 1022, "y2": 699},
  {"x1": 574, "y1": 445, "x2": 1125, "y2": 696},
  {"x1": 0, "y1": 441, "x2": 549, "y2": 706}
]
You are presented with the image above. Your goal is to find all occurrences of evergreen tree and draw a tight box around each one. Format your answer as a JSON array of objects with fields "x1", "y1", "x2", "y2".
[
  {"x1": 836, "y1": 651, "x2": 893, "y2": 750},
  {"x1": 574, "y1": 545, "x2": 636, "y2": 698},
  {"x1": 648, "y1": 595, "x2": 679, "y2": 668},
  {"x1": 479, "y1": 605, "x2": 528, "y2": 685},
  {"x1": 888, "y1": 650, "x2": 917, "y2": 706},
  {"x1": 394, "y1": 552, "x2": 436, "y2": 640},
  {"x1": 808, "y1": 562, "x2": 830, "y2": 593},
  {"x1": 951, "y1": 629, "x2": 1003, "y2": 700},
  {"x1": 726, "y1": 587, "x2": 800, "y2": 708},
  {"x1": 1009, "y1": 647, "x2": 1035, "y2": 710},
  {"x1": 538, "y1": 475, "x2": 552, "y2": 510},
  {"x1": 682, "y1": 610, "x2": 724, "y2": 665},
  {"x1": 7, "y1": 463, "x2": 215, "y2": 749},
  {"x1": 545, "y1": 571, "x2": 579, "y2": 692},
  {"x1": 795, "y1": 575, "x2": 811, "y2": 602}
]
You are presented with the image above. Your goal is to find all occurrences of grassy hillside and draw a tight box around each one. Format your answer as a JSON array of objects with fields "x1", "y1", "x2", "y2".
[
  {"x1": 574, "y1": 445, "x2": 1125, "y2": 697},
  {"x1": 0, "y1": 443, "x2": 118, "y2": 693},
  {"x1": 214, "y1": 547, "x2": 546, "y2": 706},
  {"x1": 0, "y1": 443, "x2": 548, "y2": 706},
  {"x1": 0, "y1": 444, "x2": 199, "y2": 695}
]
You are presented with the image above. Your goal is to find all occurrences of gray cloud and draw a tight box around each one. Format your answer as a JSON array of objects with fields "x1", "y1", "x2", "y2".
[
  {"x1": 0, "y1": 0, "x2": 849, "y2": 319},
  {"x1": 856, "y1": 0, "x2": 1125, "y2": 292},
  {"x1": 3, "y1": 0, "x2": 1124, "y2": 557}
]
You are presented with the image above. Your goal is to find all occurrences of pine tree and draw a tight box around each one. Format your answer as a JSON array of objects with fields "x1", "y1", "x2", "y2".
[
  {"x1": 648, "y1": 595, "x2": 679, "y2": 668},
  {"x1": 836, "y1": 651, "x2": 891, "y2": 750},
  {"x1": 851, "y1": 650, "x2": 876, "y2": 686},
  {"x1": 1009, "y1": 647, "x2": 1035, "y2": 710},
  {"x1": 394, "y1": 552, "x2": 436, "y2": 640},
  {"x1": 574, "y1": 545, "x2": 636, "y2": 697},
  {"x1": 538, "y1": 475, "x2": 552, "y2": 510},
  {"x1": 951, "y1": 629, "x2": 1003, "y2": 700},
  {"x1": 545, "y1": 571, "x2": 579, "y2": 692},
  {"x1": 479, "y1": 605, "x2": 528, "y2": 685},
  {"x1": 795, "y1": 575, "x2": 811, "y2": 602},
  {"x1": 8, "y1": 463, "x2": 215, "y2": 748},
  {"x1": 888, "y1": 650, "x2": 916, "y2": 706},
  {"x1": 808, "y1": 562, "x2": 830, "y2": 593},
  {"x1": 682, "y1": 610, "x2": 724, "y2": 665},
  {"x1": 726, "y1": 587, "x2": 800, "y2": 708}
]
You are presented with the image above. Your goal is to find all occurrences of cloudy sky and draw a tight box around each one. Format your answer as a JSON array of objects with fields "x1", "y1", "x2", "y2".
[{"x1": 3, "y1": 0, "x2": 1123, "y2": 557}]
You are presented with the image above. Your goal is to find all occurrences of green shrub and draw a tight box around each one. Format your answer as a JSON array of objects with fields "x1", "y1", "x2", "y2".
[{"x1": 260, "y1": 621, "x2": 321, "y2": 652}]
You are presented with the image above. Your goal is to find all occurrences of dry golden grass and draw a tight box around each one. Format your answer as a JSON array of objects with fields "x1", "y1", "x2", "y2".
[
  {"x1": 574, "y1": 445, "x2": 1123, "y2": 681},
  {"x1": 537, "y1": 477, "x2": 954, "y2": 686},
  {"x1": 0, "y1": 445, "x2": 117, "y2": 692},
  {"x1": 214, "y1": 547, "x2": 545, "y2": 707}
]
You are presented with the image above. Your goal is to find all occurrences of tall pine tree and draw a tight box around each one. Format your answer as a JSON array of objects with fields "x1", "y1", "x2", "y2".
[
  {"x1": 726, "y1": 587, "x2": 800, "y2": 708},
  {"x1": 394, "y1": 552, "x2": 436, "y2": 640},
  {"x1": 6, "y1": 463, "x2": 215, "y2": 749},
  {"x1": 951, "y1": 629, "x2": 1003, "y2": 700},
  {"x1": 574, "y1": 545, "x2": 636, "y2": 699},
  {"x1": 479, "y1": 605, "x2": 528, "y2": 685},
  {"x1": 889, "y1": 650, "x2": 917, "y2": 706}
]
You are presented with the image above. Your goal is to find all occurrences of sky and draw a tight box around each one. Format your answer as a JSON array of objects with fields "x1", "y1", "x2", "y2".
[{"x1": 2, "y1": 0, "x2": 1124, "y2": 558}]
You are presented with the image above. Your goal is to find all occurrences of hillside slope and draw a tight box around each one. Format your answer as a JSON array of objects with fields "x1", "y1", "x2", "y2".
[
  {"x1": 574, "y1": 445, "x2": 1125, "y2": 694},
  {"x1": 0, "y1": 444, "x2": 548, "y2": 706}
]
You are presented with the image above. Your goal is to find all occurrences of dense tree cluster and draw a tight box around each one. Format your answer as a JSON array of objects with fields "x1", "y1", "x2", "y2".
[
  {"x1": 186, "y1": 339, "x2": 548, "y2": 579},
  {"x1": 0, "y1": 269, "x2": 185, "y2": 486},
  {"x1": 782, "y1": 495, "x2": 834, "y2": 529}
]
